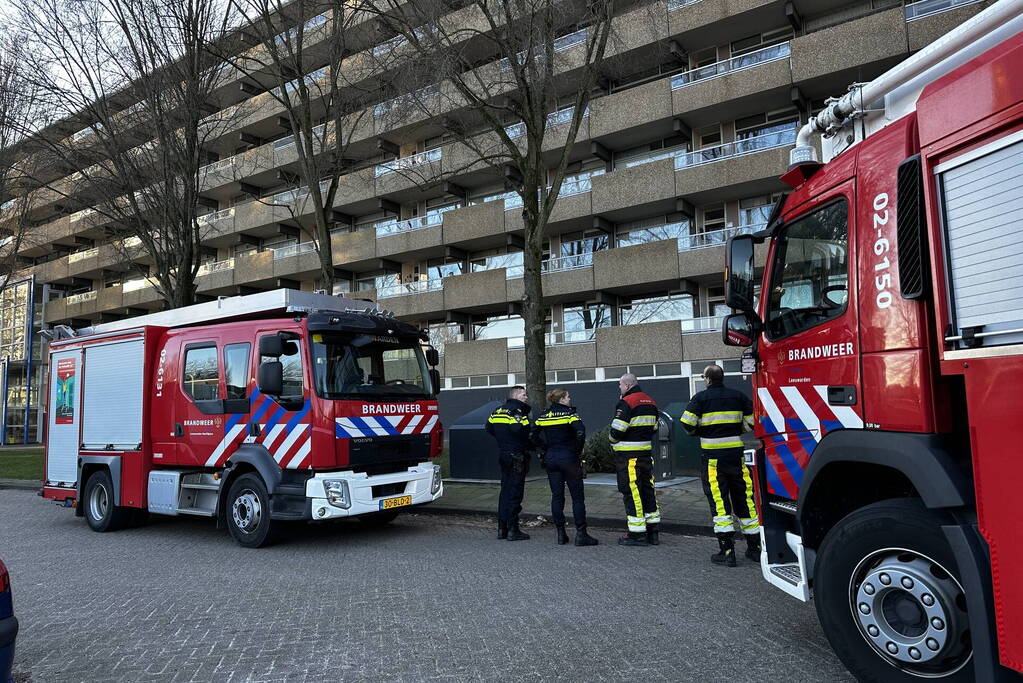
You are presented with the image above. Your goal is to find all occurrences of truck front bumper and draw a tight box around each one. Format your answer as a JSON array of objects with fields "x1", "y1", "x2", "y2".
[{"x1": 305, "y1": 462, "x2": 443, "y2": 520}]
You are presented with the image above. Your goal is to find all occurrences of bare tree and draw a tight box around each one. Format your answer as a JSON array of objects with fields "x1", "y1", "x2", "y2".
[
  {"x1": 0, "y1": 34, "x2": 50, "y2": 294},
  {"x1": 223, "y1": 0, "x2": 374, "y2": 292},
  {"x1": 11, "y1": 0, "x2": 240, "y2": 309},
  {"x1": 360, "y1": 0, "x2": 619, "y2": 409}
]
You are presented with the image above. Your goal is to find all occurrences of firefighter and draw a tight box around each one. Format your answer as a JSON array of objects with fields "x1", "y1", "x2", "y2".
[
  {"x1": 609, "y1": 373, "x2": 661, "y2": 546},
  {"x1": 485, "y1": 385, "x2": 533, "y2": 541},
  {"x1": 680, "y1": 364, "x2": 759, "y2": 567},
  {"x1": 531, "y1": 388, "x2": 599, "y2": 547}
]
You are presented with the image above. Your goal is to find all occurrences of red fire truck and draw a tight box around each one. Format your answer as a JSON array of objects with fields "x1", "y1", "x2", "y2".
[
  {"x1": 722, "y1": 2, "x2": 1023, "y2": 681},
  {"x1": 41, "y1": 290, "x2": 444, "y2": 547}
]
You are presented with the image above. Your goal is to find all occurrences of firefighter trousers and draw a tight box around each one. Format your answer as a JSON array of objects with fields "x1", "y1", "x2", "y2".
[
  {"x1": 701, "y1": 453, "x2": 759, "y2": 535},
  {"x1": 615, "y1": 453, "x2": 660, "y2": 532}
]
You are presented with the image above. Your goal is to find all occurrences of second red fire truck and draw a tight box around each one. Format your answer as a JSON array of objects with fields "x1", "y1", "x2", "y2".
[
  {"x1": 722, "y1": 2, "x2": 1023, "y2": 680},
  {"x1": 42, "y1": 290, "x2": 444, "y2": 547}
]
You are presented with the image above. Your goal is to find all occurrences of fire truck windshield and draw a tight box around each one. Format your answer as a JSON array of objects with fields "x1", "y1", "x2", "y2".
[{"x1": 310, "y1": 332, "x2": 433, "y2": 399}]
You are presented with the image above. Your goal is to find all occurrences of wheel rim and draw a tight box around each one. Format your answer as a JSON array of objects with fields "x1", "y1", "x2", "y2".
[
  {"x1": 89, "y1": 481, "x2": 109, "y2": 521},
  {"x1": 231, "y1": 489, "x2": 262, "y2": 534},
  {"x1": 849, "y1": 547, "x2": 971, "y2": 677}
]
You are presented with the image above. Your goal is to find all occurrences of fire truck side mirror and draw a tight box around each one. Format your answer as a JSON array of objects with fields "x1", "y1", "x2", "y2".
[
  {"x1": 725, "y1": 235, "x2": 757, "y2": 312},
  {"x1": 258, "y1": 360, "x2": 284, "y2": 396},
  {"x1": 722, "y1": 313, "x2": 757, "y2": 347},
  {"x1": 259, "y1": 334, "x2": 285, "y2": 357},
  {"x1": 429, "y1": 369, "x2": 442, "y2": 395},
  {"x1": 425, "y1": 346, "x2": 440, "y2": 367}
]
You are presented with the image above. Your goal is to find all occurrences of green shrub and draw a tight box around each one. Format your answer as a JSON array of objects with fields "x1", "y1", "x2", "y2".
[{"x1": 582, "y1": 426, "x2": 616, "y2": 473}]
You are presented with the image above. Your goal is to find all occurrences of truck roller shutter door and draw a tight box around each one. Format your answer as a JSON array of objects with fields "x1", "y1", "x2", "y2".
[
  {"x1": 940, "y1": 133, "x2": 1023, "y2": 349},
  {"x1": 82, "y1": 338, "x2": 145, "y2": 450},
  {"x1": 46, "y1": 348, "x2": 82, "y2": 486}
]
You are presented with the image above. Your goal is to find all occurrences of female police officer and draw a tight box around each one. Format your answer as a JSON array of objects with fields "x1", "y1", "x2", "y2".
[{"x1": 532, "y1": 389, "x2": 599, "y2": 546}]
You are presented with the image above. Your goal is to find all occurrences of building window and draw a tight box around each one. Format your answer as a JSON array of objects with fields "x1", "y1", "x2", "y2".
[
  {"x1": 423, "y1": 257, "x2": 463, "y2": 280},
  {"x1": 730, "y1": 27, "x2": 793, "y2": 58},
  {"x1": 427, "y1": 322, "x2": 464, "y2": 355},
  {"x1": 620, "y1": 293, "x2": 695, "y2": 326},
  {"x1": 470, "y1": 248, "x2": 524, "y2": 273},
  {"x1": 735, "y1": 107, "x2": 799, "y2": 141},
  {"x1": 561, "y1": 302, "x2": 612, "y2": 341},
  {"x1": 560, "y1": 229, "x2": 609, "y2": 257},
  {"x1": 700, "y1": 204, "x2": 726, "y2": 234},
  {"x1": 696, "y1": 124, "x2": 722, "y2": 148},
  {"x1": 740, "y1": 194, "x2": 783, "y2": 228},
  {"x1": 473, "y1": 315, "x2": 525, "y2": 342}
]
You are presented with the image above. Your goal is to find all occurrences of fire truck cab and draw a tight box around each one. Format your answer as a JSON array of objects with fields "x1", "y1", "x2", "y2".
[
  {"x1": 42, "y1": 290, "x2": 444, "y2": 547},
  {"x1": 722, "y1": 2, "x2": 1023, "y2": 681}
]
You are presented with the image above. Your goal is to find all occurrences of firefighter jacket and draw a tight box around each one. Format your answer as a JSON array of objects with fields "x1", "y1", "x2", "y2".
[
  {"x1": 531, "y1": 403, "x2": 585, "y2": 459},
  {"x1": 485, "y1": 398, "x2": 533, "y2": 454},
  {"x1": 679, "y1": 383, "x2": 754, "y2": 456},
  {"x1": 609, "y1": 386, "x2": 658, "y2": 455}
]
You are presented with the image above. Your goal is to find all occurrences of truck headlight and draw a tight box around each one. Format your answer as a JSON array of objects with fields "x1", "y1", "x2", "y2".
[
  {"x1": 323, "y1": 479, "x2": 351, "y2": 509},
  {"x1": 431, "y1": 464, "x2": 442, "y2": 494}
]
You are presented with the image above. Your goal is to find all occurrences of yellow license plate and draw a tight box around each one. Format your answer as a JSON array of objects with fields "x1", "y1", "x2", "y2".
[{"x1": 380, "y1": 495, "x2": 412, "y2": 510}]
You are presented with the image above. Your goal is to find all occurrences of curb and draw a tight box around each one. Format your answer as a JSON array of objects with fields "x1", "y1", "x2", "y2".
[
  {"x1": 416, "y1": 504, "x2": 715, "y2": 537},
  {"x1": 0, "y1": 479, "x2": 41, "y2": 491}
]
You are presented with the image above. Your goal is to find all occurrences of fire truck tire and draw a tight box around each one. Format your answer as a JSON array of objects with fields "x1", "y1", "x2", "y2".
[
  {"x1": 225, "y1": 473, "x2": 279, "y2": 548},
  {"x1": 358, "y1": 510, "x2": 400, "y2": 527},
  {"x1": 814, "y1": 499, "x2": 973, "y2": 682},
  {"x1": 83, "y1": 470, "x2": 132, "y2": 533}
]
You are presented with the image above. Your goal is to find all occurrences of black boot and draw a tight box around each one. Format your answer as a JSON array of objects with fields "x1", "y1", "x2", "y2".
[
  {"x1": 618, "y1": 531, "x2": 649, "y2": 546},
  {"x1": 574, "y1": 525, "x2": 599, "y2": 546},
  {"x1": 745, "y1": 535, "x2": 762, "y2": 562},
  {"x1": 646, "y1": 523, "x2": 660, "y2": 546},
  {"x1": 497, "y1": 520, "x2": 508, "y2": 540},
  {"x1": 507, "y1": 519, "x2": 530, "y2": 541},
  {"x1": 555, "y1": 525, "x2": 569, "y2": 545},
  {"x1": 711, "y1": 533, "x2": 737, "y2": 567}
]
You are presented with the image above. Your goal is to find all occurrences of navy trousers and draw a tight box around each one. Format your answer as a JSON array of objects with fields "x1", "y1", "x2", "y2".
[
  {"x1": 497, "y1": 451, "x2": 529, "y2": 522},
  {"x1": 546, "y1": 455, "x2": 586, "y2": 527}
]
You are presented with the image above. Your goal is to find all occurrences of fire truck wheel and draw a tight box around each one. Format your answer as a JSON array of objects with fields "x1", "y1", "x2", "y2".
[
  {"x1": 83, "y1": 470, "x2": 132, "y2": 533},
  {"x1": 814, "y1": 498, "x2": 973, "y2": 682},
  {"x1": 225, "y1": 473, "x2": 278, "y2": 548},
  {"x1": 358, "y1": 510, "x2": 401, "y2": 527}
]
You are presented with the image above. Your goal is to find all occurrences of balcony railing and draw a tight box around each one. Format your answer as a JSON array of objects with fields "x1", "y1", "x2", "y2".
[
  {"x1": 69, "y1": 208, "x2": 97, "y2": 223},
  {"x1": 374, "y1": 84, "x2": 440, "y2": 117},
  {"x1": 505, "y1": 251, "x2": 596, "y2": 279},
  {"x1": 507, "y1": 328, "x2": 596, "y2": 348},
  {"x1": 271, "y1": 241, "x2": 317, "y2": 259},
  {"x1": 201, "y1": 157, "x2": 235, "y2": 174},
  {"x1": 377, "y1": 278, "x2": 444, "y2": 299},
  {"x1": 505, "y1": 171, "x2": 603, "y2": 210},
  {"x1": 197, "y1": 258, "x2": 235, "y2": 276},
  {"x1": 905, "y1": 0, "x2": 985, "y2": 20},
  {"x1": 122, "y1": 278, "x2": 152, "y2": 293},
  {"x1": 375, "y1": 148, "x2": 442, "y2": 177},
  {"x1": 674, "y1": 127, "x2": 797, "y2": 171},
  {"x1": 68, "y1": 247, "x2": 99, "y2": 263},
  {"x1": 505, "y1": 106, "x2": 590, "y2": 139},
  {"x1": 680, "y1": 315, "x2": 724, "y2": 334},
  {"x1": 66, "y1": 290, "x2": 97, "y2": 305},
  {"x1": 197, "y1": 207, "x2": 235, "y2": 226},
  {"x1": 678, "y1": 223, "x2": 765, "y2": 252},
  {"x1": 671, "y1": 42, "x2": 791, "y2": 90},
  {"x1": 667, "y1": 0, "x2": 703, "y2": 9},
  {"x1": 375, "y1": 209, "x2": 448, "y2": 238}
]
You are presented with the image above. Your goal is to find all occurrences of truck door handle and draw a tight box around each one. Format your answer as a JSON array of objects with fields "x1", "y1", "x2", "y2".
[
  {"x1": 827, "y1": 386, "x2": 857, "y2": 406},
  {"x1": 174, "y1": 423, "x2": 184, "y2": 437}
]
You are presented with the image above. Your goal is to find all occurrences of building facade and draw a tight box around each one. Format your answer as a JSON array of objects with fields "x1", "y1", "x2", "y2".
[{"x1": 0, "y1": 0, "x2": 992, "y2": 439}]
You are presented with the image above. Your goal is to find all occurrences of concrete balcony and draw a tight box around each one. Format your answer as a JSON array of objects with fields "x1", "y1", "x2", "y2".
[
  {"x1": 442, "y1": 201, "x2": 506, "y2": 247},
  {"x1": 790, "y1": 7, "x2": 907, "y2": 83},
  {"x1": 591, "y1": 157, "x2": 675, "y2": 218},
  {"x1": 196, "y1": 258, "x2": 236, "y2": 291},
  {"x1": 596, "y1": 320, "x2": 684, "y2": 366},
  {"x1": 331, "y1": 229, "x2": 376, "y2": 268},
  {"x1": 376, "y1": 220, "x2": 444, "y2": 259},
  {"x1": 674, "y1": 135, "x2": 792, "y2": 199},
  {"x1": 271, "y1": 242, "x2": 321, "y2": 279},
  {"x1": 33, "y1": 257, "x2": 69, "y2": 284},
  {"x1": 121, "y1": 279, "x2": 161, "y2": 308},
  {"x1": 234, "y1": 250, "x2": 274, "y2": 284},
  {"x1": 548, "y1": 190, "x2": 593, "y2": 226},
  {"x1": 97, "y1": 284, "x2": 124, "y2": 311},
  {"x1": 443, "y1": 269, "x2": 509, "y2": 312},
  {"x1": 377, "y1": 280, "x2": 446, "y2": 318},
  {"x1": 906, "y1": 0, "x2": 993, "y2": 51},
  {"x1": 667, "y1": 0, "x2": 780, "y2": 38},
  {"x1": 594, "y1": 240, "x2": 680, "y2": 292},
  {"x1": 590, "y1": 78, "x2": 673, "y2": 140},
  {"x1": 444, "y1": 338, "x2": 509, "y2": 376},
  {"x1": 44, "y1": 297, "x2": 66, "y2": 324}
]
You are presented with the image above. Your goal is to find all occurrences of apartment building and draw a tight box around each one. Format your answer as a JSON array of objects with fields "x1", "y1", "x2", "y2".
[{"x1": 0, "y1": 0, "x2": 993, "y2": 440}]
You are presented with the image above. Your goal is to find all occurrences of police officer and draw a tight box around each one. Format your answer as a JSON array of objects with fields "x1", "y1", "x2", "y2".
[
  {"x1": 680, "y1": 364, "x2": 759, "y2": 567},
  {"x1": 609, "y1": 373, "x2": 661, "y2": 546},
  {"x1": 485, "y1": 385, "x2": 532, "y2": 541},
  {"x1": 532, "y1": 388, "x2": 599, "y2": 547}
]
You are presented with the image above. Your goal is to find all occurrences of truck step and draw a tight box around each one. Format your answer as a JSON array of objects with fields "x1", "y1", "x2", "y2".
[
  {"x1": 181, "y1": 483, "x2": 220, "y2": 491},
  {"x1": 769, "y1": 563, "x2": 805, "y2": 586},
  {"x1": 176, "y1": 507, "x2": 216, "y2": 517},
  {"x1": 769, "y1": 500, "x2": 798, "y2": 515}
]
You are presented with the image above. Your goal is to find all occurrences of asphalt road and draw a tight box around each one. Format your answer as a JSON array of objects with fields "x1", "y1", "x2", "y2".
[{"x1": 0, "y1": 489, "x2": 853, "y2": 682}]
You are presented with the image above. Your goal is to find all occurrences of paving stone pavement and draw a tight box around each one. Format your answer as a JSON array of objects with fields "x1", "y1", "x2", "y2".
[{"x1": 0, "y1": 489, "x2": 852, "y2": 682}]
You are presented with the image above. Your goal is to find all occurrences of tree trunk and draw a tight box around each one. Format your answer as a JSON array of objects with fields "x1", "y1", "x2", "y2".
[{"x1": 521, "y1": 209, "x2": 547, "y2": 413}]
